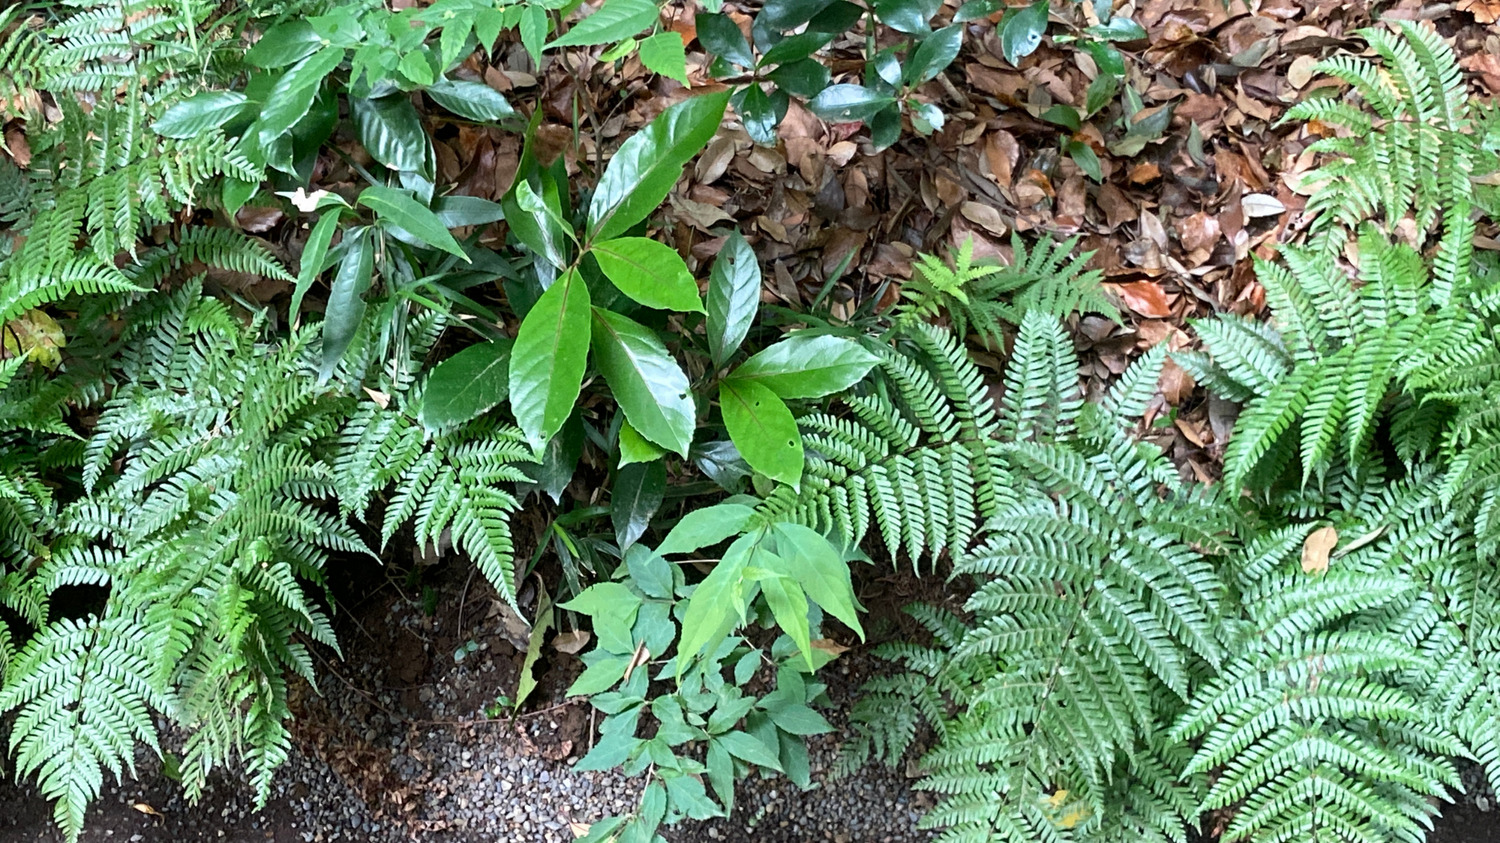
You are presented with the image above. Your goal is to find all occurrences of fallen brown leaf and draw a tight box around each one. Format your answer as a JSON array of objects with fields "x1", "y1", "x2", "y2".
[
  {"x1": 1112, "y1": 281, "x2": 1172, "y2": 318},
  {"x1": 1301, "y1": 526, "x2": 1338, "y2": 574}
]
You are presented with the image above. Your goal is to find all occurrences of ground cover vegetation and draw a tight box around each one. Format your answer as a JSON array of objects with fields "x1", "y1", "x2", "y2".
[{"x1": 0, "y1": 1, "x2": 1498, "y2": 842}]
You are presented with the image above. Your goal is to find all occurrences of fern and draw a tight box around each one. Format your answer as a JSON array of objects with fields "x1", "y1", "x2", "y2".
[
  {"x1": 1183, "y1": 24, "x2": 1499, "y2": 491},
  {"x1": 899, "y1": 235, "x2": 1119, "y2": 346}
]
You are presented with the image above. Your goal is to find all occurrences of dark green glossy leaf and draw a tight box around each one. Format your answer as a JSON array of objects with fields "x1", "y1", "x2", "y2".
[
  {"x1": 320, "y1": 227, "x2": 374, "y2": 378},
  {"x1": 1082, "y1": 41, "x2": 1126, "y2": 77},
  {"x1": 246, "y1": 20, "x2": 321, "y2": 68},
  {"x1": 954, "y1": 0, "x2": 1002, "y2": 22},
  {"x1": 872, "y1": 0, "x2": 939, "y2": 34},
  {"x1": 806, "y1": 0, "x2": 863, "y2": 32},
  {"x1": 1067, "y1": 139, "x2": 1103, "y2": 181},
  {"x1": 591, "y1": 309, "x2": 697, "y2": 457},
  {"x1": 154, "y1": 91, "x2": 249, "y2": 139},
  {"x1": 639, "y1": 31, "x2": 690, "y2": 84},
  {"x1": 255, "y1": 47, "x2": 342, "y2": 148},
  {"x1": 1041, "y1": 104, "x2": 1081, "y2": 131},
  {"x1": 759, "y1": 30, "x2": 833, "y2": 66},
  {"x1": 870, "y1": 104, "x2": 901, "y2": 150},
  {"x1": 291, "y1": 209, "x2": 340, "y2": 321},
  {"x1": 732, "y1": 334, "x2": 878, "y2": 399},
  {"x1": 418, "y1": 339, "x2": 513, "y2": 430},
  {"x1": 767, "y1": 59, "x2": 830, "y2": 98},
  {"x1": 505, "y1": 176, "x2": 571, "y2": 270},
  {"x1": 510, "y1": 269, "x2": 592, "y2": 448},
  {"x1": 706, "y1": 230, "x2": 760, "y2": 367},
  {"x1": 591, "y1": 237, "x2": 705, "y2": 312},
  {"x1": 428, "y1": 78, "x2": 516, "y2": 122},
  {"x1": 999, "y1": 1, "x2": 1049, "y2": 66},
  {"x1": 432, "y1": 195, "x2": 506, "y2": 227},
  {"x1": 589, "y1": 91, "x2": 730, "y2": 241},
  {"x1": 759, "y1": 0, "x2": 836, "y2": 31},
  {"x1": 352, "y1": 94, "x2": 431, "y2": 175},
  {"x1": 359, "y1": 186, "x2": 469, "y2": 261},
  {"x1": 734, "y1": 85, "x2": 784, "y2": 147},
  {"x1": 547, "y1": 0, "x2": 658, "y2": 49},
  {"x1": 905, "y1": 24, "x2": 963, "y2": 86},
  {"x1": 807, "y1": 84, "x2": 894, "y2": 124},
  {"x1": 1088, "y1": 15, "x2": 1147, "y2": 41},
  {"x1": 612, "y1": 460, "x2": 666, "y2": 551},
  {"x1": 720, "y1": 379, "x2": 802, "y2": 487},
  {"x1": 1085, "y1": 71, "x2": 1121, "y2": 115},
  {"x1": 696, "y1": 12, "x2": 754, "y2": 68},
  {"x1": 693, "y1": 440, "x2": 751, "y2": 492},
  {"x1": 527, "y1": 410, "x2": 584, "y2": 502}
]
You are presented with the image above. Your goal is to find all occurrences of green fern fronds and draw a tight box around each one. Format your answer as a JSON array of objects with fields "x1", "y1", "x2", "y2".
[{"x1": 899, "y1": 235, "x2": 1119, "y2": 346}]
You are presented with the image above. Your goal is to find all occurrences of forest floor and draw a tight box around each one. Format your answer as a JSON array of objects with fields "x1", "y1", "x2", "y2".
[{"x1": 8, "y1": 0, "x2": 1500, "y2": 838}]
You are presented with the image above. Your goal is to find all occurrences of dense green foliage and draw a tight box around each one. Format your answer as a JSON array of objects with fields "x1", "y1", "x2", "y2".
[{"x1": 5, "y1": 3, "x2": 1500, "y2": 843}]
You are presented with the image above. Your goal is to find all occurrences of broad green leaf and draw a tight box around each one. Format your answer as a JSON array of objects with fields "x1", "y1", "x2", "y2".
[
  {"x1": 658, "y1": 503, "x2": 756, "y2": 556},
  {"x1": 999, "y1": 1, "x2": 1049, "y2": 66},
  {"x1": 598, "y1": 36, "x2": 638, "y2": 63},
  {"x1": 521, "y1": 4, "x2": 549, "y2": 67},
  {"x1": 432, "y1": 195, "x2": 506, "y2": 227},
  {"x1": 760, "y1": 0, "x2": 836, "y2": 31},
  {"x1": 759, "y1": 575, "x2": 812, "y2": 669},
  {"x1": 1041, "y1": 104, "x2": 1081, "y2": 131},
  {"x1": 359, "y1": 186, "x2": 469, "y2": 261},
  {"x1": 1085, "y1": 71, "x2": 1121, "y2": 115},
  {"x1": 1082, "y1": 40, "x2": 1126, "y2": 77},
  {"x1": 588, "y1": 91, "x2": 730, "y2": 241},
  {"x1": 352, "y1": 95, "x2": 431, "y2": 175},
  {"x1": 590, "y1": 309, "x2": 697, "y2": 457},
  {"x1": 510, "y1": 270, "x2": 592, "y2": 448},
  {"x1": 732, "y1": 335, "x2": 878, "y2": 399},
  {"x1": 561, "y1": 582, "x2": 643, "y2": 655},
  {"x1": 772, "y1": 523, "x2": 863, "y2": 636},
  {"x1": 529, "y1": 411, "x2": 584, "y2": 503},
  {"x1": 639, "y1": 31, "x2": 690, "y2": 85},
  {"x1": 506, "y1": 177, "x2": 571, "y2": 270},
  {"x1": 612, "y1": 459, "x2": 666, "y2": 551},
  {"x1": 1088, "y1": 15, "x2": 1147, "y2": 41},
  {"x1": 320, "y1": 227, "x2": 374, "y2": 378},
  {"x1": 427, "y1": 78, "x2": 516, "y2": 122},
  {"x1": 954, "y1": 0, "x2": 1003, "y2": 21},
  {"x1": 872, "y1": 0, "x2": 940, "y2": 33},
  {"x1": 905, "y1": 25, "x2": 963, "y2": 85},
  {"x1": 1068, "y1": 140, "x2": 1103, "y2": 181},
  {"x1": 619, "y1": 418, "x2": 667, "y2": 466},
  {"x1": 255, "y1": 47, "x2": 342, "y2": 148},
  {"x1": 398, "y1": 48, "x2": 437, "y2": 87},
  {"x1": 714, "y1": 731, "x2": 784, "y2": 771},
  {"x1": 154, "y1": 91, "x2": 249, "y2": 138},
  {"x1": 764, "y1": 702, "x2": 832, "y2": 735},
  {"x1": 807, "y1": 84, "x2": 895, "y2": 124},
  {"x1": 418, "y1": 339, "x2": 513, "y2": 430},
  {"x1": 734, "y1": 85, "x2": 783, "y2": 147},
  {"x1": 567, "y1": 654, "x2": 631, "y2": 696},
  {"x1": 246, "y1": 20, "x2": 322, "y2": 68},
  {"x1": 695, "y1": 12, "x2": 754, "y2": 68},
  {"x1": 677, "y1": 532, "x2": 759, "y2": 670},
  {"x1": 591, "y1": 237, "x2": 704, "y2": 312},
  {"x1": 547, "y1": 0, "x2": 658, "y2": 49},
  {"x1": 808, "y1": 0, "x2": 864, "y2": 30},
  {"x1": 719, "y1": 379, "x2": 802, "y2": 488},
  {"x1": 870, "y1": 103, "x2": 901, "y2": 150},
  {"x1": 759, "y1": 30, "x2": 833, "y2": 66},
  {"x1": 664, "y1": 774, "x2": 721, "y2": 820},
  {"x1": 626, "y1": 545, "x2": 675, "y2": 600},
  {"x1": 910, "y1": 101, "x2": 944, "y2": 135},
  {"x1": 706, "y1": 230, "x2": 760, "y2": 367},
  {"x1": 290, "y1": 209, "x2": 340, "y2": 321},
  {"x1": 767, "y1": 59, "x2": 830, "y2": 98}
]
